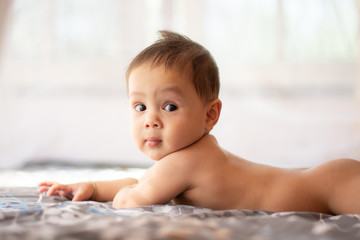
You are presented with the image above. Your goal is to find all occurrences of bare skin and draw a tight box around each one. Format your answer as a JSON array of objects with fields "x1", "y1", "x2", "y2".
[
  {"x1": 39, "y1": 134, "x2": 360, "y2": 215},
  {"x1": 114, "y1": 134, "x2": 360, "y2": 215},
  {"x1": 38, "y1": 62, "x2": 360, "y2": 215}
]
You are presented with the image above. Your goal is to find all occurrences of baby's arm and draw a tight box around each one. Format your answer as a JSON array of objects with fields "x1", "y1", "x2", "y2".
[
  {"x1": 38, "y1": 178, "x2": 137, "y2": 202},
  {"x1": 112, "y1": 155, "x2": 192, "y2": 208},
  {"x1": 89, "y1": 178, "x2": 138, "y2": 201}
]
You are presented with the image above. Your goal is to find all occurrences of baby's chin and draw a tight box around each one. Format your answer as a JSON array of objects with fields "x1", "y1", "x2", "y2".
[
  {"x1": 144, "y1": 149, "x2": 180, "y2": 161},
  {"x1": 142, "y1": 151, "x2": 165, "y2": 161},
  {"x1": 142, "y1": 140, "x2": 201, "y2": 161},
  {"x1": 146, "y1": 153, "x2": 170, "y2": 161}
]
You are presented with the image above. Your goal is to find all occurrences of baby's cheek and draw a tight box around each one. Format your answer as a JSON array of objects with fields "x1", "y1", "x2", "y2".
[
  {"x1": 130, "y1": 130, "x2": 142, "y2": 148},
  {"x1": 173, "y1": 131, "x2": 199, "y2": 149}
]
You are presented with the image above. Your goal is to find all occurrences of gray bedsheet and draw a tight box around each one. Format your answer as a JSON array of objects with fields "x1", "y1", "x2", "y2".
[{"x1": 1, "y1": 187, "x2": 360, "y2": 240}]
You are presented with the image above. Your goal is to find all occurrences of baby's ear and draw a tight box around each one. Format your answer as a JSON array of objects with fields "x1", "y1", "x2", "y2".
[{"x1": 205, "y1": 99, "x2": 222, "y2": 132}]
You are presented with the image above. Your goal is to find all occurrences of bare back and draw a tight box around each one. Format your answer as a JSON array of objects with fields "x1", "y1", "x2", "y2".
[
  {"x1": 132, "y1": 134, "x2": 360, "y2": 214},
  {"x1": 169, "y1": 134, "x2": 342, "y2": 214}
]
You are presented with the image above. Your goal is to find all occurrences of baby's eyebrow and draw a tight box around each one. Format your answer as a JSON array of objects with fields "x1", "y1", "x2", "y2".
[
  {"x1": 129, "y1": 86, "x2": 184, "y2": 99},
  {"x1": 128, "y1": 91, "x2": 145, "y2": 98},
  {"x1": 157, "y1": 86, "x2": 184, "y2": 96}
]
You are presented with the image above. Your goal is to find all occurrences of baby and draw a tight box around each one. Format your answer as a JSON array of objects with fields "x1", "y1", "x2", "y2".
[{"x1": 39, "y1": 30, "x2": 360, "y2": 215}]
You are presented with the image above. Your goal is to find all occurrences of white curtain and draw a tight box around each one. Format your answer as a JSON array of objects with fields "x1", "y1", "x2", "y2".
[{"x1": 0, "y1": 0, "x2": 359, "y2": 168}]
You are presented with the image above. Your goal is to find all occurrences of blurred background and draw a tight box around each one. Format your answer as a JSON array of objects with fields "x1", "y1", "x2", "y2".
[{"x1": 0, "y1": 0, "x2": 359, "y2": 169}]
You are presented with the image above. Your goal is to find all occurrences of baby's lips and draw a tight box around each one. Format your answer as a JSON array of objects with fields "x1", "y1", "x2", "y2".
[{"x1": 145, "y1": 137, "x2": 162, "y2": 147}]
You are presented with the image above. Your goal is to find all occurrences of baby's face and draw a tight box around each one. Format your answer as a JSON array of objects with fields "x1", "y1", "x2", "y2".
[{"x1": 128, "y1": 61, "x2": 208, "y2": 160}]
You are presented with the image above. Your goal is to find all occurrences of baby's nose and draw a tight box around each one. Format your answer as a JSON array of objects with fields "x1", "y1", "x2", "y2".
[
  {"x1": 145, "y1": 122, "x2": 159, "y2": 128},
  {"x1": 144, "y1": 115, "x2": 161, "y2": 128}
]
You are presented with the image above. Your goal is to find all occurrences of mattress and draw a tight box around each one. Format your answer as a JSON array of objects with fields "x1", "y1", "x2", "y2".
[{"x1": 1, "y1": 167, "x2": 360, "y2": 240}]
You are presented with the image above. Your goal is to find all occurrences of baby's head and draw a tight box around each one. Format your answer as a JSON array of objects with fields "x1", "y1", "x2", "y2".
[
  {"x1": 126, "y1": 30, "x2": 220, "y2": 103},
  {"x1": 126, "y1": 31, "x2": 222, "y2": 160}
]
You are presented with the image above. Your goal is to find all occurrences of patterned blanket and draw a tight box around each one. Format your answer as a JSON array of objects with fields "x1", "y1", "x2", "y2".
[{"x1": 1, "y1": 187, "x2": 360, "y2": 240}]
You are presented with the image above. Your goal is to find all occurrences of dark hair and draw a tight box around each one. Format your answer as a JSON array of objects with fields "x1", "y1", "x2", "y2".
[{"x1": 126, "y1": 30, "x2": 220, "y2": 102}]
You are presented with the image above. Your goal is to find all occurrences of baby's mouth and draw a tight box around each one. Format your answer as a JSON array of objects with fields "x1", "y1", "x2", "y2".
[{"x1": 145, "y1": 137, "x2": 162, "y2": 147}]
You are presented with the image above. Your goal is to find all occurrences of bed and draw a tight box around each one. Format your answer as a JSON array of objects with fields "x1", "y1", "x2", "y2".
[{"x1": 1, "y1": 165, "x2": 360, "y2": 240}]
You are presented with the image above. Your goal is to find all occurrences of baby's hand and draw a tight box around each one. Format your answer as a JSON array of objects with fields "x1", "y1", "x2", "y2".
[{"x1": 38, "y1": 181, "x2": 95, "y2": 201}]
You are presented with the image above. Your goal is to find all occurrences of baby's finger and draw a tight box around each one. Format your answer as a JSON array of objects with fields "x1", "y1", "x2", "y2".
[
  {"x1": 72, "y1": 192, "x2": 86, "y2": 202},
  {"x1": 37, "y1": 186, "x2": 50, "y2": 193},
  {"x1": 38, "y1": 181, "x2": 59, "y2": 187},
  {"x1": 58, "y1": 191, "x2": 72, "y2": 199},
  {"x1": 47, "y1": 183, "x2": 69, "y2": 196}
]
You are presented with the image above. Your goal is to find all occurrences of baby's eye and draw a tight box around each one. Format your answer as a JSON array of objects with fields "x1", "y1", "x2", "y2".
[
  {"x1": 164, "y1": 104, "x2": 178, "y2": 112},
  {"x1": 135, "y1": 104, "x2": 146, "y2": 112}
]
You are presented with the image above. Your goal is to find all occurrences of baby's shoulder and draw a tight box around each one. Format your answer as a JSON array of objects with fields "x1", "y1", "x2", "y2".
[
  {"x1": 159, "y1": 134, "x2": 222, "y2": 168},
  {"x1": 159, "y1": 147, "x2": 198, "y2": 170},
  {"x1": 186, "y1": 134, "x2": 221, "y2": 155}
]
